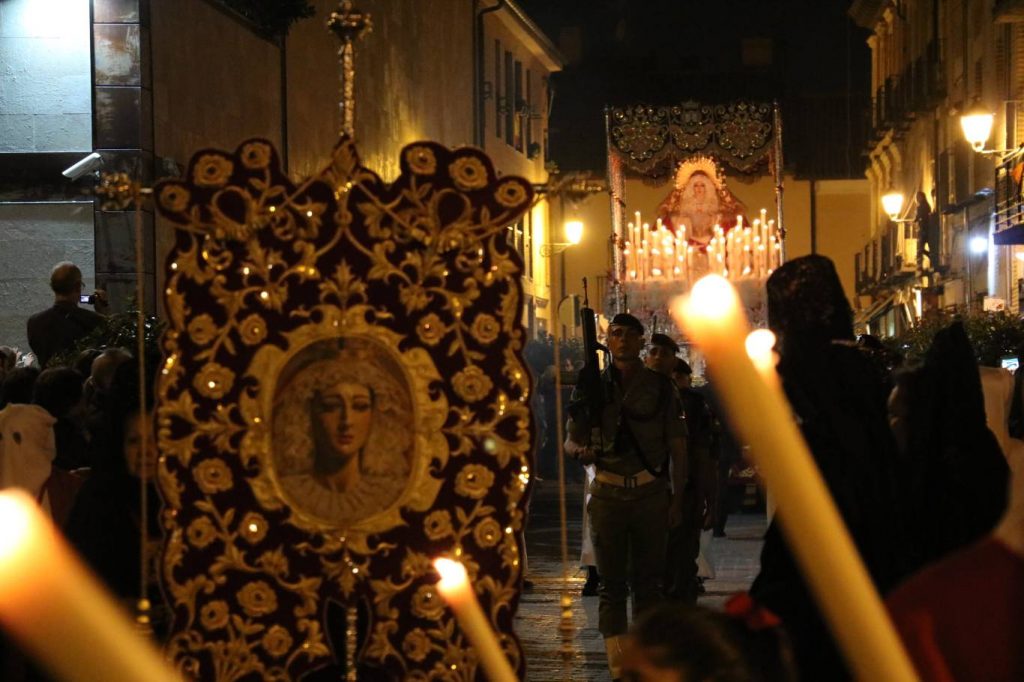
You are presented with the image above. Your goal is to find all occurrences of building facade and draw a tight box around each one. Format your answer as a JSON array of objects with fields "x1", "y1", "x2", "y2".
[
  {"x1": 478, "y1": 2, "x2": 564, "y2": 338},
  {"x1": 0, "y1": 0, "x2": 562, "y2": 354},
  {"x1": 852, "y1": 0, "x2": 1024, "y2": 336}
]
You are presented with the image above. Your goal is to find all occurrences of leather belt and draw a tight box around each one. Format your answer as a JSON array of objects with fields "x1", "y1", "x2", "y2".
[{"x1": 594, "y1": 469, "x2": 658, "y2": 489}]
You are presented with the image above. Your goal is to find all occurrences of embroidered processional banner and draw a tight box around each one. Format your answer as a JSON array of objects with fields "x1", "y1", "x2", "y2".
[{"x1": 153, "y1": 136, "x2": 534, "y2": 680}]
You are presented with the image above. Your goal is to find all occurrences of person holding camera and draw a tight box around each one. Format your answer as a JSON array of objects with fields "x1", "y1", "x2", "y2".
[
  {"x1": 565, "y1": 313, "x2": 688, "y2": 680},
  {"x1": 26, "y1": 262, "x2": 108, "y2": 368}
]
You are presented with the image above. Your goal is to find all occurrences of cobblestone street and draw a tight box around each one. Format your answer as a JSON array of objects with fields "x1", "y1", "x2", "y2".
[{"x1": 516, "y1": 480, "x2": 766, "y2": 681}]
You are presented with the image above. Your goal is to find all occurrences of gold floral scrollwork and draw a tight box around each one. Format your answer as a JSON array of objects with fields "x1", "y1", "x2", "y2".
[
  {"x1": 155, "y1": 137, "x2": 534, "y2": 679},
  {"x1": 609, "y1": 100, "x2": 775, "y2": 177}
]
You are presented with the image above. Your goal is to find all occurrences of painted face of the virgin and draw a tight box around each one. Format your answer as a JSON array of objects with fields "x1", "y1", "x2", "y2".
[
  {"x1": 315, "y1": 381, "x2": 373, "y2": 462},
  {"x1": 685, "y1": 174, "x2": 717, "y2": 208}
]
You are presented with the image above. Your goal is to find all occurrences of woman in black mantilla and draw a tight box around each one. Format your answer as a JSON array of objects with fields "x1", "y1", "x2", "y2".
[
  {"x1": 63, "y1": 357, "x2": 168, "y2": 634},
  {"x1": 749, "y1": 255, "x2": 915, "y2": 680}
]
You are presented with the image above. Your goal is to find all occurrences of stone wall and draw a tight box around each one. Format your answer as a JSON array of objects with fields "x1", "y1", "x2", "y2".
[
  {"x1": 150, "y1": 0, "x2": 283, "y2": 168},
  {"x1": 149, "y1": 0, "x2": 285, "y2": 301},
  {"x1": 0, "y1": 0, "x2": 93, "y2": 352},
  {"x1": 0, "y1": 0, "x2": 92, "y2": 152},
  {"x1": 150, "y1": 0, "x2": 477, "y2": 294},
  {"x1": 347, "y1": 0, "x2": 475, "y2": 181},
  {"x1": 0, "y1": 203, "x2": 95, "y2": 353}
]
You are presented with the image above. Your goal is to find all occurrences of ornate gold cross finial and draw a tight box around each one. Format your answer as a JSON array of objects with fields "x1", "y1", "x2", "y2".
[{"x1": 327, "y1": 1, "x2": 373, "y2": 137}]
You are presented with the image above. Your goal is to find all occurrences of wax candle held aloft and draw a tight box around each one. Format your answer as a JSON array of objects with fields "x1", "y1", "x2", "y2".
[
  {"x1": 744, "y1": 329, "x2": 778, "y2": 385},
  {"x1": 671, "y1": 276, "x2": 918, "y2": 682},
  {"x1": 0, "y1": 490, "x2": 179, "y2": 682},
  {"x1": 433, "y1": 558, "x2": 517, "y2": 682}
]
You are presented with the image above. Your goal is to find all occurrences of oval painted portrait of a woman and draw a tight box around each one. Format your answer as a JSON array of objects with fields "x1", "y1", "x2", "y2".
[{"x1": 271, "y1": 337, "x2": 413, "y2": 526}]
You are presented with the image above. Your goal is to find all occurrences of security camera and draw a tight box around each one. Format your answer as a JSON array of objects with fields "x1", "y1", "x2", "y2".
[{"x1": 62, "y1": 152, "x2": 103, "y2": 180}]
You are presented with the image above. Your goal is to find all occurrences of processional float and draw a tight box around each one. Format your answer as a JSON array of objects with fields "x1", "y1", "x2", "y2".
[{"x1": 604, "y1": 101, "x2": 785, "y2": 335}]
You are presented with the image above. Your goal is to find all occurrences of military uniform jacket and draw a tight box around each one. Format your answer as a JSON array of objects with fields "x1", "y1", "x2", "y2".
[{"x1": 567, "y1": 363, "x2": 686, "y2": 479}]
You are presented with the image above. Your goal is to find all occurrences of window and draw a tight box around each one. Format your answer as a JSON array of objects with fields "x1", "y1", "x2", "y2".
[
  {"x1": 507, "y1": 219, "x2": 524, "y2": 262},
  {"x1": 504, "y1": 51, "x2": 514, "y2": 146},
  {"x1": 494, "y1": 40, "x2": 502, "y2": 139},
  {"x1": 525, "y1": 70, "x2": 533, "y2": 152},
  {"x1": 525, "y1": 210, "x2": 533, "y2": 280},
  {"x1": 514, "y1": 60, "x2": 524, "y2": 152}
]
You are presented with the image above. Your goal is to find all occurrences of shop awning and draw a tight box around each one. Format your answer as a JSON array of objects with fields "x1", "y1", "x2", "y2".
[
  {"x1": 854, "y1": 294, "x2": 894, "y2": 325},
  {"x1": 993, "y1": 224, "x2": 1024, "y2": 246}
]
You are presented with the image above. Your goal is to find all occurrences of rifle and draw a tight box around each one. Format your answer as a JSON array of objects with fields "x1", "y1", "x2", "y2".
[{"x1": 568, "y1": 277, "x2": 608, "y2": 422}]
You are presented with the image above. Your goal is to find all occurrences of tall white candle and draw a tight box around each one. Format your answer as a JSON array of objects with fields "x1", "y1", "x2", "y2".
[
  {"x1": 434, "y1": 558, "x2": 516, "y2": 682},
  {"x1": 0, "y1": 491, "x2": 180, "y2": 682},
  {"x1": 670, "y1": 277, "x2": 918, "y2": 682}
]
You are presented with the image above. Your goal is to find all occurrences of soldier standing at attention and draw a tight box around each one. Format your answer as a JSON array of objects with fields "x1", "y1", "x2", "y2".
[{"x1": 565, "y1": 313, "x2": 688, "y2": 680}]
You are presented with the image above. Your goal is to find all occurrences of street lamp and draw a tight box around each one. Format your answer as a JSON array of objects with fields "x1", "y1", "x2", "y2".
[
  {"x1": 881, "y1": 189, "x2": 915, "y2": 223},
  {"x1": 881, "y1": 190, "x2": 904, "y2": 220},
  {"x1": 960, "y1": 99, "x2": 996, "y2": 153},
  {"x1": 959, "y1": 99, "x2": 1016, "y2": 156},
  {"x1": 541, "y1": 220, "x2": 585, "y2": 256},
  {"x1": 564, "y1": 219, "x2": 584, "y2": 246},
  {"x1": 970, "y1": 235, "x2": 989, "y2": 255}
]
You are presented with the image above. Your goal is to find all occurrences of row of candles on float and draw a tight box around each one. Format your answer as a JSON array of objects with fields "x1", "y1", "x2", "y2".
[{"x1": 622, "y1": 208, "x2": 783, "y2": 283}]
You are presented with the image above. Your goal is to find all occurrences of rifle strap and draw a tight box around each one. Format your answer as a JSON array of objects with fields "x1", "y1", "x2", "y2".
[{"x1": 618, "y1": 417, "x2": 667, "y2": 478}]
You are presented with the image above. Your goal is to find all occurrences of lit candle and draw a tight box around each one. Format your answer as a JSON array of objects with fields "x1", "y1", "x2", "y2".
[
  {"x1": 434, "y1": 558, "x2": 517, "y2": 682},
  {"x1": 670, "y1": 277, "x2": 918, "y2": 682},
  {"x1": 746, "y1": 328, "x2": 780, "y2": 519},
  {"x1": 744, "y1": 329, "x2": 779, "y2": 388},
  {"x1": 642, "y1": 222, "x2": 650, "y2": 279},
  {"x1": 0, "y1": 490, "x2": 179, "y2": 682},
  {"x1": 629, "y1": 221, "x2": 639, "y2": 276}
]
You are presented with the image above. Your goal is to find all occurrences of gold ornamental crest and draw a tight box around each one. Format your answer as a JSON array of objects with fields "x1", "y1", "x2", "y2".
[{"x1": 154, "y1": 136, "x2": 535, "y2": 680}]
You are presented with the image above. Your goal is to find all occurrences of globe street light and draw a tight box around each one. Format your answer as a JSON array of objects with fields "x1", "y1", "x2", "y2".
[
  {"x1": 564, "y1": 219, "x2": 584, "y2": 246},
  {"x1": 960, "y1": 101, "x2": 995, "y2": 153},
  {"x1": 959, "y1": 99, "x2": 1015, "y2": 156},
  {"x1": 881, "y1": 190, "x2": 905, "y2": 221},
  {"x1": 881, "y1": 190, "x2": 920, "y2": 226},
  {"x1": 541, "y1": 219, "x2": 585, "y2": 256}
]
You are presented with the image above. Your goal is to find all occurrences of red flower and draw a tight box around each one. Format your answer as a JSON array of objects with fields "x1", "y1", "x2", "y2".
[{"x1": 724, "y1": 592, "x2": 781, "y2": 631}]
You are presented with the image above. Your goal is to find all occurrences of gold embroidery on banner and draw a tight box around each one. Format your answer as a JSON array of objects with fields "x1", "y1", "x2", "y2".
[{"x1": 156, "y1": 136, "x2": 534, "y2": 679}]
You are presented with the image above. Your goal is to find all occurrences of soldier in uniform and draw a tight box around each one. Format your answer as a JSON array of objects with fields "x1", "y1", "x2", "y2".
[
  {"x1": 565, "y1": 313, "x2": 688, "y2": 680},
  {"x1": 670, "y1": 358, "x2": 717, "y2": 603}
]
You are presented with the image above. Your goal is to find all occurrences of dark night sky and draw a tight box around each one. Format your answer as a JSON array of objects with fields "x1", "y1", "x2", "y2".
[{"x1": 517, "y1": 0, "x2": 872, "y2": 176}]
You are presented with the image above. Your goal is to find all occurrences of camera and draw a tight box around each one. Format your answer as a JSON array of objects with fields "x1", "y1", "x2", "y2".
[
  {"x1": 62, "y1": 152, "x2": 103, "y2": 181},
  {"x1": 79, "y1": 294, "x2": 96, "y2": 305}
]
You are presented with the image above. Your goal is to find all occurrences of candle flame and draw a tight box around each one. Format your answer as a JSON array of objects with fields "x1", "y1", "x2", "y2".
[
  {"x1": 745, "y1": 329, "x2": 778, "y2": 378},
  {"x1": 434, "y1": 558, "x2": 468, "y2": 593},
  {"x1": 0, "y1": 492, "x2": 34, "y2": 560},
  {"x1": 681, "y1": 275, "x2": 739, "y2": 322}
]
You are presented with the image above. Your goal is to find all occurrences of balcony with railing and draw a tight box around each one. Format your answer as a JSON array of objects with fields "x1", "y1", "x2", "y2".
[
  {"x1": 866, "y1": 41, "x2": 945, "y2": 147},
  {"x1": 855, "y1": 222, "x2": 922, "y2": 295},
  {"x1": 994, "y1": 147, "x2": 1024, "y2": 241}
]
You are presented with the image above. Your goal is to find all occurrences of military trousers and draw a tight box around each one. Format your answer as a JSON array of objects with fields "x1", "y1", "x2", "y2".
[{"x1": 587, "y1": 478, "x2": 669, "y2": 637}]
